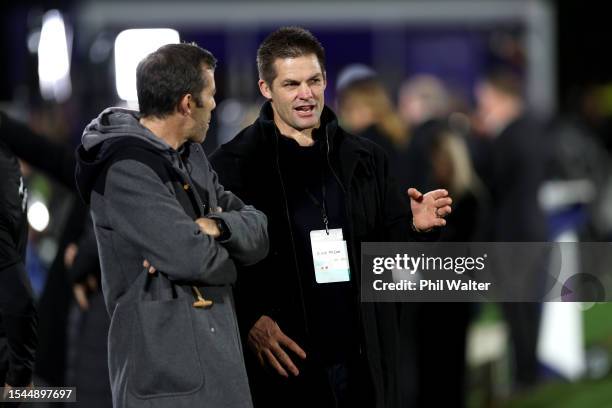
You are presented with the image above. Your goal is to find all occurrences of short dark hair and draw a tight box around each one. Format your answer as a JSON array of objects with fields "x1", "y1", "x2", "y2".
[
  {"x1": 257, "y1": 26, "x2": 326, "y2": 86},
  {"x1": 136, "y1": 42, "x2": 217, "y2": 118},
  {"x1": 483, "y1": 68, "x2": 523, "y2": 99}
]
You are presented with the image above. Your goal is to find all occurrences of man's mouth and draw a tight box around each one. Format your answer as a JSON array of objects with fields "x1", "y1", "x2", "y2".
[{"x1": 294, "y1": 104, "x2": 315, "y2": 117}]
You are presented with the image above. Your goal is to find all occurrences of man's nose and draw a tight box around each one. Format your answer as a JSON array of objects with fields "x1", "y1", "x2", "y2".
[{"x1": 297, "y1": 83, "x2": 313, "y2": 99}]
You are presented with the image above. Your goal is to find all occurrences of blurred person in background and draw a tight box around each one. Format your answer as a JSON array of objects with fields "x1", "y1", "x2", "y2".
[
  {"x1": 336, "y1": 71, "x2": 483, "y2": 406},
  {"x1": 0, "y1": 108, "x2": 86, "y2": 389},
  {"x1": 75, "y1": 43, "x2": 268, "y2": 408},
  {"x1": 398, "y1": 74, "x2": 452, "y2": 193},
  {"x1": 0, "y1": 110, "x2": 111, "y2": 406},
  {"x1": 474, "y1": 68, "x2": 549, "y2": 390},
  {"x1": 411, "y1": 127, "x2": 490, "y2": 408},
  {"x1": 0, "y1": 113, "x2": 37, "y2": 393},
  {"x1": 430, "y1": 129, "x2": 490, "y2": 243},
  {"x1": 211, "y1": 26, "x2": 451, "y2": 408},
  {"x1": 336, "y1": 65, "x2": 410, "y2": 189},
  {"x1": 335, "y1": 68, "x2": 418, "y2": 407}
]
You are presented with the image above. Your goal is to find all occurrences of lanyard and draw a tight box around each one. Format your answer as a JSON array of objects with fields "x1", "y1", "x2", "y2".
[{"x1": 305, "y1": 169, "x2": 329, "y2": 235}]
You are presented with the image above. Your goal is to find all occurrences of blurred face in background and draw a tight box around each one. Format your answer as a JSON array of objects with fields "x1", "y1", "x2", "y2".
[
  {"x1": 474, "y1": 80, "x2": 522, "y2": 136},
  {"x1": 338, "y1": 94, "x2": 375, "y2": 133},
  {"x1": 259, "y1": 54, "x2": 326, "y2": 137},
  {"x1": 474, "y1": 81, "x2": 498, "y2": 133}
]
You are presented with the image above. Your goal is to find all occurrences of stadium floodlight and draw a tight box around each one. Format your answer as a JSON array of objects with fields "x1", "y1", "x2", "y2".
[
  {"x1": 38, "y1": 9, "x2": 72, "y2": 103},
  {"x1": 114, "y1": 28, "x2": 180, "y2": 102}
]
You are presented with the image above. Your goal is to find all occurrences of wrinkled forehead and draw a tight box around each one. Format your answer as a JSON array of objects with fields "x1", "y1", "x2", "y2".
[{"x1": 272, "y1": 54, "x2": 325, "y2": 82}]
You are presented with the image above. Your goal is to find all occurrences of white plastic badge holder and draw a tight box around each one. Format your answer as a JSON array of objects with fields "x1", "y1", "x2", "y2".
[{"x1": 310, "y1": 228, "x2": 351, "y2": 283}]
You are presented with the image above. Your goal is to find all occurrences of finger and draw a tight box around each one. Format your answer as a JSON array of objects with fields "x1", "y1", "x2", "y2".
[
  {"x1": 263, "y1": 348, "x2": 288, "y2": 377},
  {"x1": 427, "y1": 189, "x2": 449, "y2": 200},
  {"x1": 143, "y1": 259, "x2": 156, "y2": 274},
  {"x1": 73, "y1": 285, "x2": 89, "y2": 310},
  {"x1": 64, "y1": 244, "x2": 78, "y2": 269},
  {"x1": 407, "y1": 188, "x2": 423, "y2": 202},
  {"x1": 437, "y1": 205, "x2": 452, "y2": 217},
  {"x1": 271, "y1": 343, "x2": 299, "y2": 376},
  {"x1": 279, "y1": 333, "x2": 307, "y2": 360},
  {"x1": 255, "y1": 351, "x2": 266, "y2": 368},
  {"x1": 434, "y1": 217, "x2": 447, "y2": 227},
  {"x1": 434, "y1": 197, "x2": 453, "y2": 207},
  {"x1": 87, "y1": 274, "x2": 98, "y2": 291}
]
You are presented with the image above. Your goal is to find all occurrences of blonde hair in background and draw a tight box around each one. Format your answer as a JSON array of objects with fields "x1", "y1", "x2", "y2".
[
  {"x1": 434, "y1": 131, "x2": 477, "y2": 198},
  {"x1": 338, "y1": 80, "x2": 408, "y2": 146}
]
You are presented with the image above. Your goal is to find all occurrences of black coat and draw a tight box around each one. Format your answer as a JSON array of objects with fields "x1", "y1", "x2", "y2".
[
  {"x1": 0, "y1": 110, "x2": 83, "y2": 385},
  {"x1": 211, "y1": 102, "x2": 432, "y2": 408},
  {"x1": 484, "y1": 116, "x2": 549, "y2": 242},
  {"x1": 0, "y1": 130, "x2": 37, "y2": 387}
]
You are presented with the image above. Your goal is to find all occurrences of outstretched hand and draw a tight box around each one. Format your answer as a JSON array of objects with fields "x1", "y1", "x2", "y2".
[{"x1": 408, "y1": 188, "x2": 452, "y2": 231}]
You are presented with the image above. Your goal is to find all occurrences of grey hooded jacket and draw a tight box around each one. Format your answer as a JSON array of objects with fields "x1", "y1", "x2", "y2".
[{"x1": 75, "y1": 107, "x2": 268, "y2": 408}]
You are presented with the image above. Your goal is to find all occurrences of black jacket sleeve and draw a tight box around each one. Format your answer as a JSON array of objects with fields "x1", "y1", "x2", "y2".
[
  {"x1": 0, "y1": 261, "x2": 37, "y2": 386},
  {"x1": 371, "y1": 143, "x2": 439, "y2": 242},
  {"x1": 0, "y1": 111, "x2": 76, "y2": 191}
]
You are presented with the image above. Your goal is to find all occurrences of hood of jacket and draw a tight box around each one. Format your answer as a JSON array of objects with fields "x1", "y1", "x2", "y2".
[{"x1": 75, "y1": 107, "x2": 177, "y2": 204}]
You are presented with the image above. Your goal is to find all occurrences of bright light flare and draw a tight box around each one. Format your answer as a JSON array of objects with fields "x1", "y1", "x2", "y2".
[
  {"x1": 38, "y1": 10, "x2": 72, "y2": 102},
  {"x1": 114, "y1": 28, "x2": 180, "y2": 102},
  {"x1": 28, "y1": 201, "x2": 50, "y2": 232}
]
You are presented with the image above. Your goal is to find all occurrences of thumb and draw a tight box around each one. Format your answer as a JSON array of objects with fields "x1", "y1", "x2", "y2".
[{"x1": 407, "y1": 188, "x2": 423, "y2": 202}]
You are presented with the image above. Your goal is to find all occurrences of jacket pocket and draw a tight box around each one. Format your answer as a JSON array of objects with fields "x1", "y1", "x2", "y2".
[{"x1": 129, "y1": 298, "x2": 204, "y2": 399}]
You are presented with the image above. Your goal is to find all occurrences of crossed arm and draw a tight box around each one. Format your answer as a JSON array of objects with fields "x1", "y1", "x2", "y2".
[{"x1": 102, "y1": 159, "x2": 268, "y2": 285}]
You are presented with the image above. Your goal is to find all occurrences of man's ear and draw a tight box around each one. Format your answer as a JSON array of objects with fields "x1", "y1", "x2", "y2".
[
  {"x1": 258, "y1": 79, "x2": 272, "y2": 100},
  {"x1": 177, "y1": 94, "x2": 191, "y2": 116}
]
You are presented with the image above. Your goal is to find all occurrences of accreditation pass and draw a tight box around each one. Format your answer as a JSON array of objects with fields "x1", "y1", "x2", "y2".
[
  {"x1": 310, "y1": 228, "x2": 351, "y2": 283},
  {"x1": 1, "y1": 387, "x2": 76, "y2": 402}
]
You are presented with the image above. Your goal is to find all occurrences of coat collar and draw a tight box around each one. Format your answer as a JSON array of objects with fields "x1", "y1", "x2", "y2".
[
  {"x1": 256, "y1": 100, "x2": 339, "y2": 146},
  {"x1": 252, "y1": 101, "x2": 371, "y2": 187}
]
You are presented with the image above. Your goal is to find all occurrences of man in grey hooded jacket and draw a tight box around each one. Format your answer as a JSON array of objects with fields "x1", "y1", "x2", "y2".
[{"x1": 75, "y1": 43, "x2": 268, "y2": 408}]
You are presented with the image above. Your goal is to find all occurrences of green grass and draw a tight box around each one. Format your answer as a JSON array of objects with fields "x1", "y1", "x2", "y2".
[
  {"x1": 469, "y1": 302, "x2": 612, "y2": 407},
  {"x1": 583, "y1": 302, "x2": 612, "y2": 349},
  {"x1": 503, "y1": 377, "x2": 612, "y2": 408}
]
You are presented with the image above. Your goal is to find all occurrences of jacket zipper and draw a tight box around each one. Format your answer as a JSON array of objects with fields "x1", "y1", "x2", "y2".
[
  {"x1": 325, "y1": 128, "x2": 366, "y2": 357},
  {"x1": 274, "y1": 128, "x2": 311, "y2": 339}
]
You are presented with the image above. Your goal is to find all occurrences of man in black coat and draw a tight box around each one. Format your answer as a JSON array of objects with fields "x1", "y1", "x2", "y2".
[
  {"x1": 475, "y1": 69, "x2": 549, "y2": 389},
  {"x1": 211, "y1": 27, "x2": 452, "y2": 408}
]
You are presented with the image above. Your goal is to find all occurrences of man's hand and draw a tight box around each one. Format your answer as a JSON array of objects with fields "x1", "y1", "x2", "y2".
[
  {"x1": 195, "y1": 217, "x2": 221, "y2": 239},
  {"x1": 72, "y1": 274, "x2": 99, "y2": 311},
  {"x1": 143, "y1": 259, "x2": 156, "y2": 275},
  {"x1": 408, "y1": 188, "x2": 452, "y2": 231},
  {"x1": 63, "y1": 243, "x2": 78, "y2": 269},
  {"x1": 247, "y1": 315, "x2": 306, "y2": 378}
]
